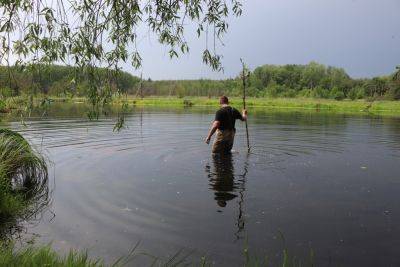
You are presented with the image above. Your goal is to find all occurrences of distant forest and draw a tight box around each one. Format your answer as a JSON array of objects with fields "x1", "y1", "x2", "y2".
[{"x1": 1, "y1": 62, "x2": 399, "y2": 100}]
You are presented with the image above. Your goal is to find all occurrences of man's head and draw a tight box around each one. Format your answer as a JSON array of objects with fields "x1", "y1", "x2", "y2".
[{"x1": 219, "y1": 95, "x2": 229, "y2": 105}]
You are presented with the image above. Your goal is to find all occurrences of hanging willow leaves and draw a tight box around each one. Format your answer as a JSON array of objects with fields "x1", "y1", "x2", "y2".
[{"x1": 0, "y1": 0, "x2": 243, "y2": 121}]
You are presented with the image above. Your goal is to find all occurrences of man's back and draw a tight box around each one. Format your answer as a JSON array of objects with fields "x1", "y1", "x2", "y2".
[
  {"x1": 205, "y1": 96, "x2": 247, "y2": 154},
  {"x1": 215, "y1": 106, "x2": 242, "y2": 131}
]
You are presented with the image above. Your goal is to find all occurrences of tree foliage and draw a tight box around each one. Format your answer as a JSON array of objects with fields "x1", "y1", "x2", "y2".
[
  {"x1": 1, "y1": 62, "x2": 400, "y2": 100},
  {"x1": 0, "y1": 0, "x2": 242, "y2": 112},
  {"x1": 0, "y1": 64, "x2": 139, "y2": 96}
]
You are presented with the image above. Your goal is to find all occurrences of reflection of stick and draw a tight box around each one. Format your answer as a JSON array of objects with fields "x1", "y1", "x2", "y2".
[
  {"x1": 235, "y1": 154, "x2": 249, "y2": 240},
  {"x1": 241, "y1": 59, "x2": 250, "y2": 152}
]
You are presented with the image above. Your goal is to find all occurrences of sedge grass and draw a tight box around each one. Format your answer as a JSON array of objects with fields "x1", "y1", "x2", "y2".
[
  {"x1": 0, "y1": 129, "x2": 49, "y2": 238},
  {"x1": 0, "y1": 244, "x2": 102, "y2": 267},
  {"x1": 0, "y1": 241, "x2": 313, "y2": 267}
]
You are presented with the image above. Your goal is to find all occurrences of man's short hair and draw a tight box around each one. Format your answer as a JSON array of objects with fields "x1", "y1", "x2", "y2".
[{"x1": 220, "y1": 95, "x2": 229, "y2": 104}]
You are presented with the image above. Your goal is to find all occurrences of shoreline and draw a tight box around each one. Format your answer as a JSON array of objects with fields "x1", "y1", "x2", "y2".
[
  {"x1": 67, "y1": 96, "x2": 400, "y2": 116},
  {"x1": 2, "y1": 96, "x2": 400, "y2": 116}
]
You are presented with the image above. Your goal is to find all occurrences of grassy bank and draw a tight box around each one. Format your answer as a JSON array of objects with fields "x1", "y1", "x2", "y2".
[
  {"x1": 2, "y1": 95, "x2": 400, "y2": 116},
  {"x1": 111, "y1": 96, "x2": 400, "y2": 115}
]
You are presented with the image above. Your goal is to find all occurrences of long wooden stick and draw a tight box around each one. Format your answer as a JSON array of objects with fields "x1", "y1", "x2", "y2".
[{"x1": 241, "y1": 59, "x2": 250, "y2": 152}]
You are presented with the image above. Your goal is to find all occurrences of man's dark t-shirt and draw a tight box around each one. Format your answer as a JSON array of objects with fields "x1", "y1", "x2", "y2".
[{"x1": 215, "y1": 106, "x2": 242, "y2": 131}]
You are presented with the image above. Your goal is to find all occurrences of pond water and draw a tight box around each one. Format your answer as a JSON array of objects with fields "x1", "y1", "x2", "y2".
[{"x1": 2, "y1": 104, "x2": 400, "y2": 266}]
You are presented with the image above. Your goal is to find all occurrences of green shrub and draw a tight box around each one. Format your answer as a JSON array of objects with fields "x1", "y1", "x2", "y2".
[
  {"x1": 329, "y1": 87, "x2": 345, "y2": 100},
  {"x1": 297, "y1": 88, "x2": 313, "y2": 98},
  {"x1": 348, "y1": 86, "x2": 366, "y2": 100},
  {"x1": 183, "y1": 99, "x2": 193, "y2": 106},
  {"x1": 47, "y1": 80, "x2": 69, "y2": 96},
  {"x1": 0, "y1": 87, "x2": 13, "y2": 98},
  {"x1": 245, "y1": 86, "x2": 260, "y2": 97},
  {"x1": 266, "y1": 84, "x2": 285, "y2": 97},
  {"x1": 385, "y1": 84, "x2": 400, "y2": 100},
  {"x1": 356, "y1": 87, "x2": 365, "y2": 99},
  {"x1": 348, "y1": 87, "x2": 358, "y2": 100},
  {"x1": 281, "y1": 89, "x2": 297, "y2": 98},
  {"x1": 0, "y1": 100, "x2": 5, "y2": 111},
  {"x1": 311, "y1": 87, "x2": 329, "y2": 98}
]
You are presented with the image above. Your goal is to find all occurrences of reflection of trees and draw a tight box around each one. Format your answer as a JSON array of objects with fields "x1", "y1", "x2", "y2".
[
  {"x1": 250, "y1": 110, "x2": 349, "y2": 128},
  {"x1": 249, "y1": 111, "x2": 349, "y2": 156},
  {"x1": 380, "y1": 117, "x2": 400, "y2": 151}
]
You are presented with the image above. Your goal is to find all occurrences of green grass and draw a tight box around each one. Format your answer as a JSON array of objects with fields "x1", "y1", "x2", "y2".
[
  {"x1": 0, "y1": 242, "x2": 311, "y2": 267},
  {"x1": 0, "y1": 100, "x2": 6, "y2": 113},
  {"x1": 0, "y1": 244, "x2": 103, "y2": 267},
  {"x1": 3, "y1": 95, "x2": 400, "y2": 116},
  {"x1": 0, "y1": 129, "x2": 49, "y2": 232},
  {"x1": 109, "y1": 96, "x2": 400, "y2": 116}
]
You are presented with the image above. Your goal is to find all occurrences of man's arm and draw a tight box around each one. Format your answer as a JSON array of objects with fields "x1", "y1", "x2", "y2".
[
  {"x1": 205, "y1": 120, "x2": 220, "y2": 144},
  {"x1": 239, "y1": 109, "x2": 248, "y2": 121}
]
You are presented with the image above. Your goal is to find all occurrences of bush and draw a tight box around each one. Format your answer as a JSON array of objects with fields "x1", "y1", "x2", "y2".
[
  {"x1": 385, "y1": 85, "x2": 400, "y2": 100},
  {"x1": 348, "y1": 87, "x2": 358, "y2": 100},
  {"x1": 297, "y1": 88, "x2": 313, "y2": 98},
  {"x1": 311, "y1": 87, "x2": 329, "y2": 98},
  {"x1": 47, "y1": 80, "x2": 69, "y2": 96},
  {"x1": 281, "y1": 89, "x2": 297, "y2": 98},
  {"x1": 183, "y1": 99, "x2": 193, "y2": 106},
  {"x1": 245, "y1": 86, "x2": 261, "y2": 97},
  {"x1": 356, "y1": 87, "x2": 365, "y2": 99},
  {"x1": 0, "y1": 87, "x2": 13, "y2": 98},
  {"x1": 0, "y1": 100, "x2": 5, "y2": 111},
  {"x1": 265, "y1": 84, "x2": 285, "y2": 97},
  {"x1": 76, "y1": 83, "x2": 89, "y2": 97},
  {"x1": 329, "y1": 87, "x2": 345, "y2": 100},
  {"x1": 348, "y1": 86, "x2": 364, "y2": 100}
]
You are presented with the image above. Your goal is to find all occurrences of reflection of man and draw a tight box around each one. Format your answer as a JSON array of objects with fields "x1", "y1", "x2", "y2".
[
  {"x1": 205, "y1": 96, "x2": 247, "y2": 154},
  {"x1": 207, "y1": 153, "x2": 237, "y2": 208}
]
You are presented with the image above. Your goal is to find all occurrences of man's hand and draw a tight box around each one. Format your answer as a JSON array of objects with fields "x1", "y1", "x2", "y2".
[
  {"x1": 242, "y1": 109, "x2": 248, "y2": 120},
  {"x1": 205, "y1": 120, "x2": 219, "y2": 145},
  {"x1": 205, "y1": 136, "x2": 211, "y2": 144}
]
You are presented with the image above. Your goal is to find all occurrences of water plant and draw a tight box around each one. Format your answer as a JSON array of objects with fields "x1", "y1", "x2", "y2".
[
  {"x1": 0, "y1": 241, "x2": 313, "y2": 267},
  {"x1": 0, "y1": 244, "x2": 102, "y2": 267},
  {"x1": 0, "y1": 129, "x2": 49, "y2": 238},
  {"x1": 0, "y1": 100, "x2": 6, "y2": 113}
]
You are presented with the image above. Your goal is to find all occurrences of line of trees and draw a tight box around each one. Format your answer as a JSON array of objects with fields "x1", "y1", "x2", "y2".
[
  {"x1": 1, "y1": 62, "x2": 399, "y2": 100},
  {"x1": 0, "y1": 65, "x2": 140, "y2": 98},
  {"x1": 248, "y1": 62, "x2": 400, "y2": 100}
]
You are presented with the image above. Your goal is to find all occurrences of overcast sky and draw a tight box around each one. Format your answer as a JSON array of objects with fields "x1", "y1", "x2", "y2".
[{"x1": 121, "y1": 0, "x2": 399, "y2": 80}]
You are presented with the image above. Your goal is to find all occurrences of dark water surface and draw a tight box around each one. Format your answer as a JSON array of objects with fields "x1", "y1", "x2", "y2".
[{"x1": 2, "y1": 104, "x2": 400, "y2": 266}]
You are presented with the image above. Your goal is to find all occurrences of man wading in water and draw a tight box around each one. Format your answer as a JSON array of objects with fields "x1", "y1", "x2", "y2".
[{"x1": 205, "y1": 96, "x2": 248, "y2": 154}]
